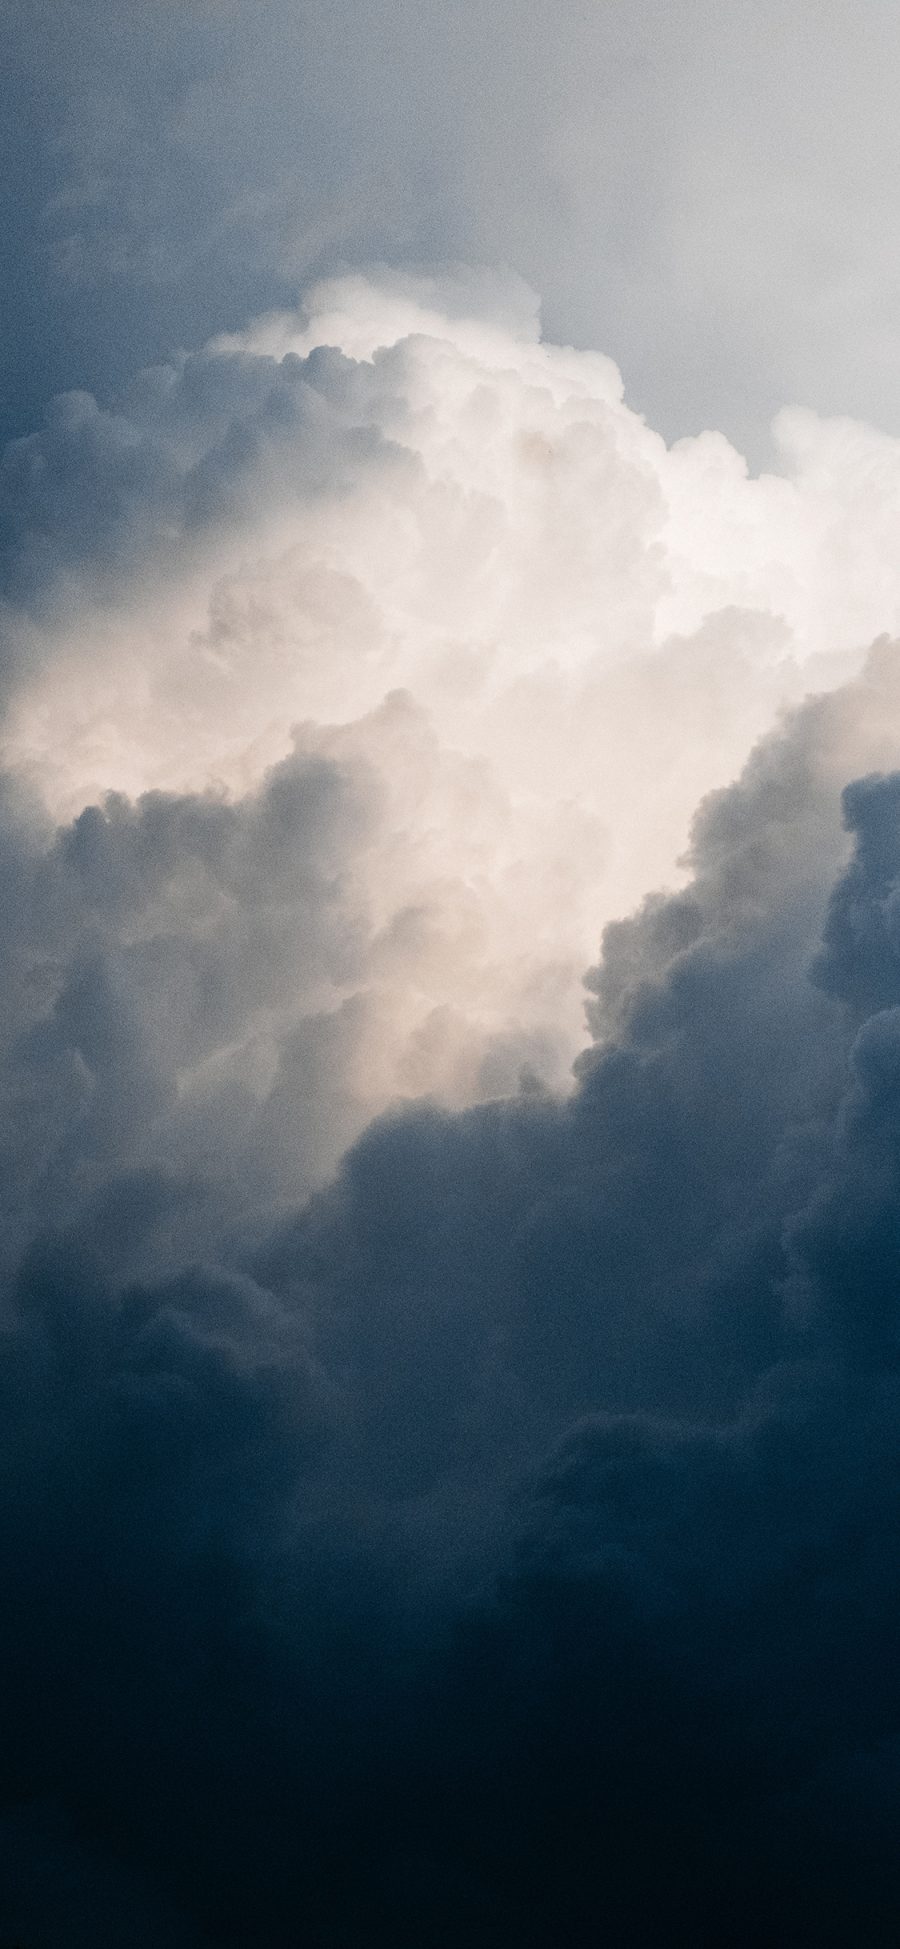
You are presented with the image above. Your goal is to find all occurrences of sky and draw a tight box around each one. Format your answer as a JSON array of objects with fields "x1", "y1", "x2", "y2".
[
  {"x1": 5, "y1": 4, "x2": 900, "y2": 1945},
  {"x1": 8, "y1": 0, "x2": 900, "y2": 459}
]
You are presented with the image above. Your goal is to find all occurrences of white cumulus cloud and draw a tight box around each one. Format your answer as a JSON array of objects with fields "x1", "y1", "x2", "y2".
[{"x1": 3, "y1": 270, "x2": 900, "y2": 1159}]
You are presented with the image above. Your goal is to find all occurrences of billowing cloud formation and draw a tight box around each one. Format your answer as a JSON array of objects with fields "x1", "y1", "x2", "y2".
[
  {"x1": 4, "y1": 645, "x2": 900, "y2": 1943},
  {"x1": 6, "y1": 282, "x2": 900, "y2": 1943},
  {"x1": 6, "y1": 272, "x2": 900, "y2": 1146}
]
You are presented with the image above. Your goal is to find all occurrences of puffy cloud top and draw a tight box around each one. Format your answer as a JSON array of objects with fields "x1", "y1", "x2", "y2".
[{"x1": 6, "y1": 274, "x2": 900, "y2": 1135}]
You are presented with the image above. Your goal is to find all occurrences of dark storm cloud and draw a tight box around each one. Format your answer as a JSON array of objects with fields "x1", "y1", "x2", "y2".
[
  {"x1": 0, "y1": 738, "x2": 379, "y2": 1282},
  {"x1": 3, "y1": 655, "x2": 900, "y2": 1940}
]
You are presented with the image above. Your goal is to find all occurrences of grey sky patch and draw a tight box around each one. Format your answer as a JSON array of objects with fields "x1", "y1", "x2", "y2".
[{"x1": 5, "y1": 2, "x2": 900, "y2": 459}]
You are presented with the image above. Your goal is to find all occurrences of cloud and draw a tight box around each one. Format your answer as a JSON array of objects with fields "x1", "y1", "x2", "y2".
[
  {"x1": 5, "y1": 272, "x2": 900, "y2": 1142},
  {"x1": 0, "y1": 627, "x2": 900, "y2": 1937},
  {"x1": 5, "y1": 278, "x2": 900, "y2": 1940}
]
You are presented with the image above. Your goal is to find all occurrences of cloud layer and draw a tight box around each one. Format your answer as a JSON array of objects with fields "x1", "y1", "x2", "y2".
[{"x1": 4, "y1": 280, "x2": 900, "y2": 1942}]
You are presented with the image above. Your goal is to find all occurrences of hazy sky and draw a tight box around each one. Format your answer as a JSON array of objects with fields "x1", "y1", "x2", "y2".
[{"x1": 6, "y1": 0, "x2": 900, "y2": 458}]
